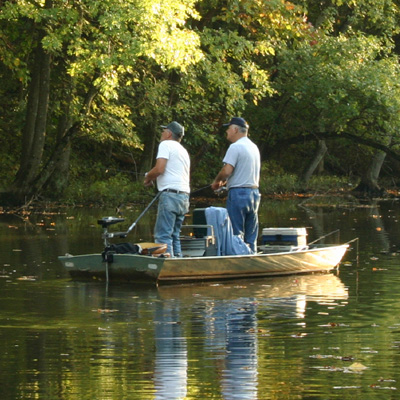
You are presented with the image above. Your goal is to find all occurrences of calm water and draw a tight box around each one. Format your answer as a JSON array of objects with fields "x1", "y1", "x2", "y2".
[{"x1": 1, "y1": 198, "x2": 400, "y2": 399}]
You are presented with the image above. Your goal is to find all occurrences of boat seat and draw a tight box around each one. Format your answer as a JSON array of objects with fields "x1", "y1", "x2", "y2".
[
  {"x1": 193, "y1": 208, "x2": 209, "y2": 237},
  {"x1": 180, "y1": 209, "x2": 217, "y2": 257},
  {"x1": 140, "y1": 242, "x2": 167, "y2": 255}
]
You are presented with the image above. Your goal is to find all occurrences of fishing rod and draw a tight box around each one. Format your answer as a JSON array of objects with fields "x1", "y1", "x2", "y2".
[
  {"x1": 105, "y1": 168, "x2": 147, "y2": 175},
  {"x1": 308, "y1": 229, "x2": 340, "y2": 245},
  {"x1": 190, "y1": 184, "x2": 227, "y2": 197},
  {"x1": 190, "y1": 184, "x2": 212, "y2": 196}
]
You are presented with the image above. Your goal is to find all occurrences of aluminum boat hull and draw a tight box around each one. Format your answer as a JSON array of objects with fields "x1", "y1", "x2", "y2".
[{"x1": 59, "y1": 244, "x2": 349, "y2": 284}]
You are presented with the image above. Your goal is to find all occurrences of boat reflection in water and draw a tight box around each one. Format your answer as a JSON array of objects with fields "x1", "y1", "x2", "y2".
[
  {"x1": 65, "y1": 273, "x2": 348, "y2": 399},
  {"x1": 156, "y1": 274, "x2": 348, "y2": 399}
]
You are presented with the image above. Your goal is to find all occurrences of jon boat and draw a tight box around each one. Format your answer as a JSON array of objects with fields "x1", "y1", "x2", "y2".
[{"x1": 59, "y1": 207, "x2": 352, "y2": 284}]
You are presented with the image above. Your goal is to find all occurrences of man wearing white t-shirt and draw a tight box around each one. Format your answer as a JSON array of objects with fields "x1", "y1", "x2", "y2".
[
  {"x1": 144, "y1": 121, "x2": 190, "y2": 257},
  {"x1": 211, "y1": 117, "x2": 261, "y2": 252}
]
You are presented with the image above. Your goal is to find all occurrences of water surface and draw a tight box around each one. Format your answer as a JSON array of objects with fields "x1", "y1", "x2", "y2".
[{"x1": 1, "y1": 198, "x2": 400, "y2": 399}]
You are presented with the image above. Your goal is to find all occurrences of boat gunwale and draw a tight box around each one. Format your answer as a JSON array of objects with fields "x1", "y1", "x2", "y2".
[{"x1": 58, "y1": 243, "x2": 350, "y2": 262}]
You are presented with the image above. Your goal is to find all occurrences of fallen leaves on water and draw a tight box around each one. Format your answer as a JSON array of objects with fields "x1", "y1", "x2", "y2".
[
  {"x1": 341, "y1": 356, "x2": 354, "y2": 362},
  {"x1": 247, "y1": 328, "x2": 269, "y2": 334},
  {"x1": 333, "y1": 386, "x2": 361, "y2": 389},
  {"x1": 313, "y1": 365, "x2": 343, "y2": 372},
  {"x1": 310, "y1": 354, "x2": 334, "y2": 359},
  {"x1": 16, "y1": 276, "x2": 37, "y2": 281},
  {"x1": 378, "y1": 378, "x2": 396, "y2": 383},
  {"x1": 311, "y1": 354, "x2": 355, "y2": 363},
  {"x1": 292, "y1": 332, "x2": 308, "y2": 338},
  {"x1": 94, "y1": 309, "x2": 119, "y2": 314},
  {"x1": 319, "y1": 322, "x2": 346, "y2": 327},
  {"x1": 154, "y1": 320, "x2": 182, "y2": 325},
  {"x1": 369, "y1": 382, "x2": 397, "y2": 390}
]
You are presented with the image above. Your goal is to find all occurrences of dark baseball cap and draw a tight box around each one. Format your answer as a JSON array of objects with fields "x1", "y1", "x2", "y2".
[
  {"x1": 222, "y1": 117, "x2": 249, "y2": 128},
  {"x1": 161, "y1": 121, "x2": 185, "y2": 137}
]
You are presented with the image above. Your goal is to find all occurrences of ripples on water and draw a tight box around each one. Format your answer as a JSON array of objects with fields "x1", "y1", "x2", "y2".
[{"x1": 1, "y1": 199, "x2": 400, "y2": 399}]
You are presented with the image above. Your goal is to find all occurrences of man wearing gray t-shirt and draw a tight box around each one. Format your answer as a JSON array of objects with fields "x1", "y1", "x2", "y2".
[{"x1": 211, "y1": 117, "x2": 261, "y2": 252}]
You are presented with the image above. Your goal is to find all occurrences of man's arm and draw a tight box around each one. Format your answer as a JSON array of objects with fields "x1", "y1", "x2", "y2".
[
  {"x1": 211, "y1": 163, "x2": 234, "y2": 190},
  {"x1": 144, "y1": 158, "x2": 167, "y2": 187}
]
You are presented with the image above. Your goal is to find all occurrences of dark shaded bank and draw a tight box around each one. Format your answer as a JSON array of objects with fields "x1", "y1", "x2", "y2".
[{"x1": 1, "y1": 187, "x2": 400, "y2": 216}]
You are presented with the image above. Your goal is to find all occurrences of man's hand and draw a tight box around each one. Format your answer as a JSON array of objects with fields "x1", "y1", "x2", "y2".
[
  {"x1": 144, "y1": 173, "x2": 154, "y2": 187},
  {"x1": 211, "y1": 180, "x2": 224, "y2": 191},
  {"x1": 211, "y1": 163, "x2": 234, "y2": 191},
  {"x1": 143, "y1": 158, "x2": 167, "y2": 187}
]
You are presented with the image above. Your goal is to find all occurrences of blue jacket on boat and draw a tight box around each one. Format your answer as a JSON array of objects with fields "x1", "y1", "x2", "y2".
[{"x1": 205, "y1": 207, "x2": 253, "y2": 256}]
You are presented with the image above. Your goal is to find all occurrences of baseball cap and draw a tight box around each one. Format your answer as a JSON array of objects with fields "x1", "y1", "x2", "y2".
[
  {"x1": 222, "y1": 117, "x2": 249, "y2": 128},
  {"x1": 161, "y1": 121, "x2": 185, "y2": 137}
]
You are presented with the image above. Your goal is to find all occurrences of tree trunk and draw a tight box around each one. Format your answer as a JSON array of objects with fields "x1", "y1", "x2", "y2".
[
  {"x1": 139, "y1": 121, "x2": 159, "y2": 176},
  {"x1": 42, "y1": 112, "x2": 72, "y2": 197},
  {"x1": 41, "y1": 67, "x2": 74, "y2": 198},
  {"x1": 28, "y1": 82, "x2": 99, "y2": 199},
  {"x1": 11, "y1": 42, "x2": 51, "y2": 202},
  {"x1": 353, "y1": 149, "x2": 387, "y2": 197},
  {"x1": 300, "y1": 139, "x2": 327, "y2": 185}
]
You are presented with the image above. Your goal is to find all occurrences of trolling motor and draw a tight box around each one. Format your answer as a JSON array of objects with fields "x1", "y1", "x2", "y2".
[
  {"x1": 97, "y1": 192, "x2": 163, "y2": 267},
  {"x1": 98, "y1": 216, "x2": 142, "y2": 266},
  {"x1": 98, "y1": 191, "x2": 162, "y2": 246},
  {"x1": 97, "y1": 217, "x2": 127, "y2": 247}
]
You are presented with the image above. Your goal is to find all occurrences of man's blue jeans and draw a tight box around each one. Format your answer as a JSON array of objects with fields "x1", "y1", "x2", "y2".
[
  {"x1": 154, "y1": 191, "x2": 190, "y2": 257},
  {"x1": 226, "y1": 188, "x2": 261, "y2": 252}
]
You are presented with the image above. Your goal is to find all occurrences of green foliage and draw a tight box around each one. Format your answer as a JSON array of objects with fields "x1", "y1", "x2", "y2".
[
  {"x1": 260, "y1": 32, "x2": 400, "y2": 152},
  {"x1": 2, "y1": 0, "x2": 400, "y2": 204},
  {"x1": 258, "y1": 160, "x2": 354, "y2": 194},
  {"x1": 260, "y1": 173, "x2": 300, "y2": 195},
  {"x1": 307, "y1": 175, "x2": 355, "y2": 192},
  {"x1": 259, "y1": 172, "x2": 353, "y2": 195},
  {"x1": 303, "y1": 0, "x2": 400, "y2": 40},
  {"x1": 0, "y1": 0, "x2": 204, "y2": 201},
  {"x1": 63, "y1": 173, "x2": 151, "y2": 206}
]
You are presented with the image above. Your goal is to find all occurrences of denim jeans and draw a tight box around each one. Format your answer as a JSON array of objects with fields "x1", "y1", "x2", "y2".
[
  {"x1": 154, "y1": 192, "x2": 190, "y2": 257},
  {"x1": 226, "y1": 188, "x2": 261, "y2": 252}
]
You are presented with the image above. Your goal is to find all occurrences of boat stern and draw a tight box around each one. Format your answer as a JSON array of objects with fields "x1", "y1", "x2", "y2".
[{"x1": 59, "y1": 253, "x2": 164, "y2": 282}]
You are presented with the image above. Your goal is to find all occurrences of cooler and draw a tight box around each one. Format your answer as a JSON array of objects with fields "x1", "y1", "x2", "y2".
[{"x1": 262, "y1": 227, "x2": 307, "y2": 247}]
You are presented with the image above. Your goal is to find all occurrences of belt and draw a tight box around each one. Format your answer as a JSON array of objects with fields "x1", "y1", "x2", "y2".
[
  {"x1": 229, "y1": 186, "x2": 258, "y2": 190},
  {"x1": 162, "y1": 189, "x2": 189, "y2": 195}
]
